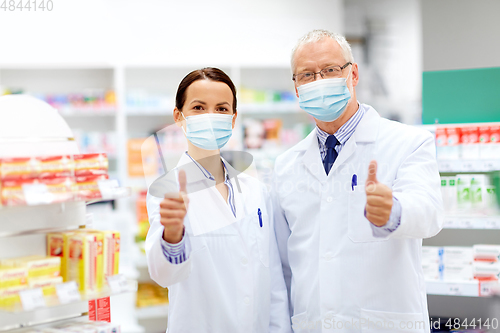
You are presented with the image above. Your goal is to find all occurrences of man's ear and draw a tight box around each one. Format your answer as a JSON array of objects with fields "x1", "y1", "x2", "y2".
[{"x1": 351, "y1": 63, "x2": 359, "y2": 88}]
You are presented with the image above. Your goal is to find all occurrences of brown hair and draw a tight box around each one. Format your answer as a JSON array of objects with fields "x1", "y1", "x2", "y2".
[{"x1": 175, "y1": 67, "x2": 237, "y2": 113}]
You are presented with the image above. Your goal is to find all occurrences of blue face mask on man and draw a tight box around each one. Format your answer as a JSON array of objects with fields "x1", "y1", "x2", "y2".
[
  {"x1": 181, "y1": 113, "x2": 234, "y2": 150},
  {"x1": 297, "y1": 70, "x2": 352, "y2": 122}
]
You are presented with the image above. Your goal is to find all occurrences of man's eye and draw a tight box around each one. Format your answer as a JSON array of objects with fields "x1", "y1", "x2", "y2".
[{"x1": 303, "y1": 73, "x2": 313, "y2": 78}]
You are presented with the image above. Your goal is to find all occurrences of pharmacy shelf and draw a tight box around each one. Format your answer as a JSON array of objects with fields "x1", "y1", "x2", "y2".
[
  {"x1": 426, "y1": 280, "x2": 499, "y2": 297},
  {"x1": 58, "y1": 108, "x2": 116, "y2": 116},
  {"x1": 438, "y1": 160, "x2": 500, "y2": 173},
  {"x1": 0, "y1": 280, "x2": 137, "y2": 331},
  {"x1": 443, "y1": 215, "x2": 500, "y2": 229},
  {"x1": 136, "y1": 304, "x2": 168, "y2": 320}
]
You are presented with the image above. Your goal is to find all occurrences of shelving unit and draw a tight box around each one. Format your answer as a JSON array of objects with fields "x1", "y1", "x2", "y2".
[
  {"x1": 0, "y1": 96, "x2": 139, "y2": 332},
  {"x1": 423, "y1": 123, "x2": 500, "y2": 320}
]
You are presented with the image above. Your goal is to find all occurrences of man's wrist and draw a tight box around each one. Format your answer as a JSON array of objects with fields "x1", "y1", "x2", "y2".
[{"x1": 163, "y1": 228, "x2": 184, "y2": 244}]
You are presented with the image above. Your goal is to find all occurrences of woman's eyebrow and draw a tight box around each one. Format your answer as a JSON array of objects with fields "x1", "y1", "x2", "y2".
[
  {"x1": 216, "y1": 102, "x2": 230, "y2": 106},
  {"x1": 190, "y1": 100, "x2": 206, "y2": 105}
]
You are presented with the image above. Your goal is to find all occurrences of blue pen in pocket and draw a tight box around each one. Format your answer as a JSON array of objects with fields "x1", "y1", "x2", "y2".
[
  {"x1": 258, "y1": 208, "x2": 263, "y2": 227},
  {"x1": 351, "y1": 174, "x2": 358, "y2": 191}
]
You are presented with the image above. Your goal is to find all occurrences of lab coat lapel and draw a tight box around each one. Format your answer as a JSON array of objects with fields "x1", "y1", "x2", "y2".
[
  {"x1": 300, "y1": 128, "x2": 327, "y2": 183},
  {"x1": 328, "y1": 105, "x2": 380, "y2": 175}
]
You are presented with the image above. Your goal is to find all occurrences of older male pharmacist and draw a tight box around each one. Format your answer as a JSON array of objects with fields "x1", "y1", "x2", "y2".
[{"x1": 272, "y1": 29, "x2": 444, "y2": 333}]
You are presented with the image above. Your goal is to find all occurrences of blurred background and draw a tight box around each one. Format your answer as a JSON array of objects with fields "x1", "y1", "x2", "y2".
[{"x1": 1, "y1": 0, "x2": 500, "y2": 332}]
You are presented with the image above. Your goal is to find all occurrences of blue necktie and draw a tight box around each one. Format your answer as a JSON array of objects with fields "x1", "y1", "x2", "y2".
[{"x1": 323, "y1": 135, "x2": 340, "y2": 175}]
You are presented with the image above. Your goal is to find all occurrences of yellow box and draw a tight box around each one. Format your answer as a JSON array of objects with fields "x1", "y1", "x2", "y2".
[
  {"x1": 0, "y1": 285, "x2": 27, "y2": 309},
  {"x1": 28, "y1": 276, "x2": 63, "y2": 297},
  {"x1": 67, "y1": 231, "x2": 103, "y2": 293},
  {"x1": 47, "y1": 232, "x2": 75, "y2": 282},
  {"x1": 0, "y1": 266, "x2": 28, "y2": 289},
  {"x1": 103, "y1": 231, "x2": 120, "y2": 277},
  {"x1": 0, "y1": 256, "x2": 61, "y2": 279}
]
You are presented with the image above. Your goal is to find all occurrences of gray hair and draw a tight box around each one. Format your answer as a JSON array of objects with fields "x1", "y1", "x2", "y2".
[{"x1": 291, "y1": 29, "x2": 354, "y2": 72}]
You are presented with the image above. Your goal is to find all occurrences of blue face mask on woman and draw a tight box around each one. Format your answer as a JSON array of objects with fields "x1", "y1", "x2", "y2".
[
  {"x1": 181, "y1": 113, "x2": 234, "y2": 150},
  {"x1": 297, "y1": 70, "x2": 352, "y2": 122}
]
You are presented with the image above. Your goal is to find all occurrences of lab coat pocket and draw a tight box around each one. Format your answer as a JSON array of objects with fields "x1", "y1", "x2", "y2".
[
  {"x1": 254, "y1": 212, "x2": 270, "y2": 267},
  {"x1": 347, "y1": 186, "x2": 388, "y2": 243},
  {"x1": 360, "y1": 308, "x2": 425, "y2": 333},
  {"x1": 291, "y1": 311, "x2": 311, "y2": 333}
]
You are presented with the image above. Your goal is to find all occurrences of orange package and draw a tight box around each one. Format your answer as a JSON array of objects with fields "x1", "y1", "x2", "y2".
[
  {"x1": 1, "y1": 177, "x2": 74, "y2": 206},
  {"x1": 0, "y1": 157, "x2": 40, "y2": 180},
  {"x1": 38, "y1": 155, "x2": 74, "y2": 178},
  {"x1": 74, "y1": 154, "x2": 108, "y2": 177},
  {"x1": 73, "y1": 174, "x2": 109, "y2": 200}
]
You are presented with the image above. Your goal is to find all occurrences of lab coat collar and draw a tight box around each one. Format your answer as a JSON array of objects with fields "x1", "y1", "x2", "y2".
[
  {"x1": 295, "y1": 103, "x2": 381, "y2": 181},
  {"x1": 175, "y1": 151, "x2": 227, "y2": 184},
  {"x1": 353, "y1": 104, "x2": 380, "y2": 143}
]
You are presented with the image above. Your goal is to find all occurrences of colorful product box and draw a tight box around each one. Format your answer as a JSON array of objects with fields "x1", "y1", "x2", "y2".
[
  {"x1": 66, "y1": 231, "x2": 104, "y2": 293},
  {"x1": 0, "y1": 266, "x2": 28, "y2": 289},
  {"x1": 1, "y1": 177, "x2": 74, "y2": 206},
  {"x1": 47, "y1": 232, "x2": 75, "y2": 282},
  {"x1": 74, "y1": 154, "x2": 108, "y2": 177},
  {"x1": 473, "y1": 244, "x2": 500, "y2": 262},
  {"x1": 0, "y1": 285, "x2": 27, "y2": 309},
  {"x1": 74, "y1": 174, "x2": 109, "y2": 200},
  {"x1": 1, "y1": 255, "x2": 61, "y2": 279},
  {"x1": 102, "y1": 231, "x2": 120, "y2": 278},
  {"x1": 0, "y1": 157, "x2": 40, "y2": 180},
  {"x1": 38, "y1": 155, "x2": 74, "y2": 179},
  {"x1": 28, "y1": 276, "x2": 63, "y2": 296},
  {"x1": 473, "y1": 261, "x2": 500, "y2": 281}
]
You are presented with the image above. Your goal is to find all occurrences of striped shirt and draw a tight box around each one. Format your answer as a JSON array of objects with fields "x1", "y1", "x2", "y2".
[
  {"x1": 160, "y1": 152, "x2": 236, "y2": 264},
  {"x1": 316, "y1": 103, "x2": 366, "y2": 160},
  {"x1": 315, "y1": 103, "x2": 401, "y2": 236}
]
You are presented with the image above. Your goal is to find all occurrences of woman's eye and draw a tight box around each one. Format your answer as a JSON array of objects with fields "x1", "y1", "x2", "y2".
[
  {"x1": 217, "y1": 107, "x2": 228, "y2": 112},
  {"x1": 193, "y1": 105, "x2": 203, "y2": 110}
]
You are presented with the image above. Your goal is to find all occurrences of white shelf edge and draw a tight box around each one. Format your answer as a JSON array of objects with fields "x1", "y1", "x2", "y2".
[
  {"x1": 438, "y1": 160, "x2": 500, "y2": 173},
  {"x1": 136, "y1": 304, "x2": 168, "y2": 320},
  {"x1": 426, "y1": 279, "x2": 499, "y2": 297},
  {"x1": 0, "y1": 280, "x2": 137, "y2": 331},
  {"x1": 442, "y1": 215, "x2": 500, "y2": 229}
]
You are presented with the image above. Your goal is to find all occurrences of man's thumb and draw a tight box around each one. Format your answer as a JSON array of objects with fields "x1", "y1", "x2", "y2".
[
  {"x1": 178, "y1": 169, "x2": 187, "y2": 194},
  {"x1": 366, "y1": 160, "x2": 378, "y2": 185}
]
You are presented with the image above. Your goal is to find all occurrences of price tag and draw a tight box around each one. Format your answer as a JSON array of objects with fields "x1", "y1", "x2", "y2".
[
  {"x1": 22, "y1": 184, "x2": 52, "y2": 205},
  {"x1": 459, "y1": 218, "x2": 475, "y2": 229},
  {"x1": 106, "y1": 274, "x2": 128, "y2": 294},
  {"x1": 56, "y1": 281, "x2": 81, "y2": 304},
  {"x1": 20, "y1": 288, "x2": 46, "y2": 311},
  {"x1": 97, "y1": 179, "x2": 120, "y2": 199},
  {"x1": 485, "y1": 218, "x2": 500, "y2": 229},
  {"x1": 479, "y1": 281, "x2": 497, "y2": 296},
  {"x1": 443, "y1": 217, "x2": 459, "y2": 229},
  {"x1": 446, "y1": 283, "x2": 463, "y2": 296}
]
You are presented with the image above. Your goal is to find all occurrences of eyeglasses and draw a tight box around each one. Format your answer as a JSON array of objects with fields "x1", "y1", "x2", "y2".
[{"x1": 292, "y1": 62, "x2": 352, "y2": 84}]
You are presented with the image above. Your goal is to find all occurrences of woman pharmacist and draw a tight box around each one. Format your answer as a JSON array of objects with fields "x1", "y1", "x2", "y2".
[{"x1": 145, "y1": 68, "x2": 291, "y2": 333}]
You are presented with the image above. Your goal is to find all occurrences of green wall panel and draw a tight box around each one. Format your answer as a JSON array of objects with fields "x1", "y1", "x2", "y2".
[{"x1": 422, "y1": 67, "x2": 500, "y2": 124}]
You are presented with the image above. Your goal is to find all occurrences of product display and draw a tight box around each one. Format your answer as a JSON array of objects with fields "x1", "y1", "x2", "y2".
[
  {"x1": 440, "y1": 174, "x2": 498, "y2": 214},
  {"x1": 136, "y1": 283, "x2": 168, "y2": 308},
  {"x1": 435, "y1": 125, "x2": 500, "y2": 160},
  {"x1": 422, "y1": 245, "x2": 500, "y2": 282},
  {"x1": 47, "y1": 230, "x2": 120, "y2": 293},
  {"x1": 0, "y1": 153, "x2": 111, "y2": 206},
  {"x1": 0, "y1": 255, "x2": 62, "y2": 309}
]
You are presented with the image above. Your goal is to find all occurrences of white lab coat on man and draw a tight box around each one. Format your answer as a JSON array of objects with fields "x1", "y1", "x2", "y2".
[
  {"x1": 273, "y1": 105, "x2": 444, "y2": 333},
  {"x1": 146, "y1": 153, "x2": 292, "y2": 333}
]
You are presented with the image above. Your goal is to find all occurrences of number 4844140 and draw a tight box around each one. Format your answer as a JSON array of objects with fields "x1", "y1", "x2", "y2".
[{"x1": 1, "y1": 0, "x2": 53, "y2": 11}]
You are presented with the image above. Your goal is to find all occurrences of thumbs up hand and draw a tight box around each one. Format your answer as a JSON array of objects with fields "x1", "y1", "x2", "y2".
[
  {"x1": 365, "y1": 160, "x2": 393, "y2": 227},
  {"x1": 160, "y1": 170, "x2": 190, "y2": 244}
]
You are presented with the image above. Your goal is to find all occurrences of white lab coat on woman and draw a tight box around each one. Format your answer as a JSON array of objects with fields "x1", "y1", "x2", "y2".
[
  {"x1": 146, "y1": 153, "x2": 291, "y2": 333},
  {"x1": 273, "y1": 105, "x2": 443, "y2": 333}
]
